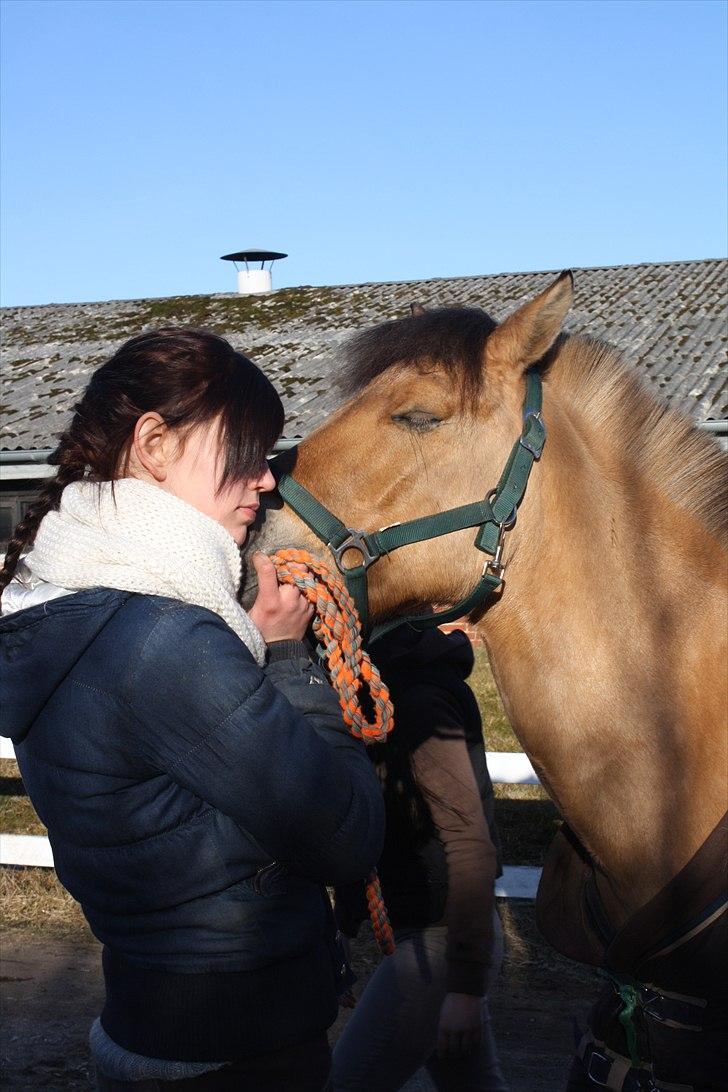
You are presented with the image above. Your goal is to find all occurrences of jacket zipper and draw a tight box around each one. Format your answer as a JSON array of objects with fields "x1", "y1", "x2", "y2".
[{"x1": 252, "y1": 860, "x2": 280, "y2": 895}]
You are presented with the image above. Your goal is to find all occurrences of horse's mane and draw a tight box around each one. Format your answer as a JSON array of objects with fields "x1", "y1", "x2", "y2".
[
  {"x1": 343, "y1": 308, "x2": 727, "y2": 547},
  {"x1": 342, "y1": 307, "x2": 494, "y2": 400},
  {"x1": 548, "y1": 334, "x2": 728, "y2": 546}
]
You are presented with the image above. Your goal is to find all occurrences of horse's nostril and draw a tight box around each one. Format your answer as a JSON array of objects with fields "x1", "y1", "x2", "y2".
[{"x1": 267, "y1": 493, "x2": 284, "y2": 512}]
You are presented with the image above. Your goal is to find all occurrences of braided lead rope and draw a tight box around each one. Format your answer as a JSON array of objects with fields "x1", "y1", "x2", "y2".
[
  {"x1": 365, "y1": 873, "x2": 395, "y2": 956},
  {"x1": 271, "y1": 548, "x2": 396, "y2": 955},
  {"x1": 271, "y1": 549, "x2": 394, "y2": 742}
]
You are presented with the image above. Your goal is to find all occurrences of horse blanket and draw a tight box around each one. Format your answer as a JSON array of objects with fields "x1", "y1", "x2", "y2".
[{"x1": 536, "y1": 814, "x2": 728, "y2": 1091}]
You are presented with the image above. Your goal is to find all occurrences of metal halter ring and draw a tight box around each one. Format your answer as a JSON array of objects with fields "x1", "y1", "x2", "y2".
[
  {"x1": 486, "y1": 490, "x2": 518, "y2": 532},
  {"x1": 328, "y1": 530, "x2": 378, "y2": 574}
]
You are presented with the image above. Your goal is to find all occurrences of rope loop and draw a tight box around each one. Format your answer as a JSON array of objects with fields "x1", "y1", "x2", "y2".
[
  {"x1": 271, "y1": 549, "x2": 394, "y2": 743},
  {"x1": 271, "y1": 549, "x2": 396, "y2": 954}
]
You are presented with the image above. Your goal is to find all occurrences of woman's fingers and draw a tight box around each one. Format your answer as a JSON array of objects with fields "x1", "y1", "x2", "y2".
[
  {"x1": 248, "y1": 554, "x2": 314, "y2": 641},
  {"x1": 436, "y1": 993, "x2": 483, "y2": 1057},
  {"x1": 251, "y1": 552, "x2": 280, "y2": 604},
  {"x1": 460, "y1": 1024, "x2": 482, "y2": 1055},
  {"x1": 437, "y1": 1029, "x2": 474, "y2": 1058}
]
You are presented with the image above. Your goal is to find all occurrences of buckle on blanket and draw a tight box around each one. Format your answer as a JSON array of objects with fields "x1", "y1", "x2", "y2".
[
  {"x1": 585, "y1": 1045, "x2": 651, "y2": 1092},
  {"x1": 587, "y1": 1046, "x2": 615, "y2": 1086}
]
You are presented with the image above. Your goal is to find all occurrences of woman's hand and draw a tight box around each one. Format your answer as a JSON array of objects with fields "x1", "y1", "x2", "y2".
[
  {"x1": 248, "y1": 552, "x2": 314, "y2": 642},
  {"x1": 436, "y1": 992, "x2": 483, "y2": 1058}
]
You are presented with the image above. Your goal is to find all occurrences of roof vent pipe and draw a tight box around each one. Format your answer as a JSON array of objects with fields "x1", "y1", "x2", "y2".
[{"x1": 220, "y1": 249, "x2": 288, "y2": 295}]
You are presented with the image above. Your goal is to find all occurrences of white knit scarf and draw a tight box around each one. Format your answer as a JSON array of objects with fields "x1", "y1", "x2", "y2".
[{"x1": 14, "y1": 478, "x2": 266, "y2": 665}]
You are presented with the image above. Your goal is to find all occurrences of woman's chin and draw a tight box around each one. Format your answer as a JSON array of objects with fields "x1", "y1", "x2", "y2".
[{"x1": 223, "y1": 518, "x2": 248, "y2": 546}]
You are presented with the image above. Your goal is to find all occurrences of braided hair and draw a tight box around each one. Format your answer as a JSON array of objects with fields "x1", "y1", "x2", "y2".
[
  {"x1": 0, "y1": 328, "x2": 284, "y2": 597},
  {"x1": 0, "y1": 431, "x2": 89, "y2": 596}
]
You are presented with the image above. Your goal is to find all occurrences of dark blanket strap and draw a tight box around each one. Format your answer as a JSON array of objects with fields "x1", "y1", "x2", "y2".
[
  {"x1": 573, "y1": 1027, "x2": 696, "y2": 1092},
  {"x1": 537, "y1": 813, "x2": 728, "y2": 999},
  {"x1": 605, "y1": 812, "x2": 728, "y2": 997},
  {"x1": 572, "y1": 977, "x2": 728, "y2": 1092}
]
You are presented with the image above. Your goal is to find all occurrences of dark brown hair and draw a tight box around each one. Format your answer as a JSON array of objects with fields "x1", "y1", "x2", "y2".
[{"x1": 0, "y1": 328, "x2": 284, "y2": 594}]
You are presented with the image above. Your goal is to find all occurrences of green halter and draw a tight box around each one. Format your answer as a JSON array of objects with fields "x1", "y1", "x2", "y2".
[{"x1": 276, "y1": 370, "x2": 546, "y2": 643}]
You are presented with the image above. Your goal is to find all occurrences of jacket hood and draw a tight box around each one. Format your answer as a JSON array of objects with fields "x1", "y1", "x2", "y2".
[
  {"x1": 0, "y1": 589, "x2": 131, "y2": 744},
  {"x1": 368, "y1": 625, "x2": 475, "y2": 680}
]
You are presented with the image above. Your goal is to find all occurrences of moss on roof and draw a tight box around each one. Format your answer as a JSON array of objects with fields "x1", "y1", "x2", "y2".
[{"x1": 1, "y1": 260, "x2": 726, "y2": 452}]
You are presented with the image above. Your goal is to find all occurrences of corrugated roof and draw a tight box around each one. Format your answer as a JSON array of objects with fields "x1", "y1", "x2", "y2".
[{"x1": 1, "y1": 258, "x2": 726, "y2": 452}]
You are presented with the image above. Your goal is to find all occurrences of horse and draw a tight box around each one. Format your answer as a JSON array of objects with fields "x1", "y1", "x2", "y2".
[{"x1": 251, "y1": 272, "x2": 728, "y2": 1088}]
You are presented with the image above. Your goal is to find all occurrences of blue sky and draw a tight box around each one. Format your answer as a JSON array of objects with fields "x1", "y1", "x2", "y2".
[{"x1": 1, "y1": 0, "x2": 726, "y2": 306}]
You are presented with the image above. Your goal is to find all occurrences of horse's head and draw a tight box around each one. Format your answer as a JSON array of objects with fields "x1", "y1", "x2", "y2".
[{"x1": 250, "y1": 272, "x2": 573, "y2": 623}]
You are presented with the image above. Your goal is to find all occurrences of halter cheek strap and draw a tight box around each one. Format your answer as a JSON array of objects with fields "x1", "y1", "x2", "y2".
[{"x1": 275, "y1": 369, "x2": 546, "y2": 642}]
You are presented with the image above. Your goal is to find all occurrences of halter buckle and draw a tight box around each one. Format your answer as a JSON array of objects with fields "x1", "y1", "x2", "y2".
[
  {"x1": 329, "y1": 530, "x2": 378, "y2": 574},
  {"x1": 483, "y1": 531, "x2": 508, "y2": 579},
  {"x1": 483, "y1": 493, "x2": 517, "y2": 578},
  {"x1": 519, "y1": 411, "x2": 546, "y2": 459}
]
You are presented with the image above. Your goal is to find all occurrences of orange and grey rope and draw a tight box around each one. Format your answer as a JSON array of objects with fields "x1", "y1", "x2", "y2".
[{"x1": 272, "y1": 548, "x2": 396, "y2": 955}]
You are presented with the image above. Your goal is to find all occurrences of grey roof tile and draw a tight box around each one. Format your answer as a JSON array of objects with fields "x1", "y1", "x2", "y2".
[{"x1": 1, "y1": 259, "x2": 726, "y2": 451}]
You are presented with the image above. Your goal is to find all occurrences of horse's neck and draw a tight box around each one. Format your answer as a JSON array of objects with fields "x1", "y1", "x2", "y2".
[{"x1": 479, "y1": 401, "x2": 727, "y2": 918}]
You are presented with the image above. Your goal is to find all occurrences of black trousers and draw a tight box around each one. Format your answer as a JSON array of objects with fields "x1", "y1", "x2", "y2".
[{"x1": 95, "y1": 1033, "x2": 332, "y2": 1092}]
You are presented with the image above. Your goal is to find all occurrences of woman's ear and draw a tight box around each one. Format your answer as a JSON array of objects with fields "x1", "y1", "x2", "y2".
[
  {"x1": 486, "y1": 270, "x2": 573, "y2": 376},
  {"x1": 131, "y1": 412, "x2": 171, "y2": 482}
]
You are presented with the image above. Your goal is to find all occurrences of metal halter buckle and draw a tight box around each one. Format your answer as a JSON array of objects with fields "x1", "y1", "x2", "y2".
[
  {"x1": 519, "y1": 410, "x2": 545, "y2": 458},
  {"x1": 328, "y1": 530, "x2": 378, "y2": 574},
  {"x1": 483, "y1": 491, "x2": 517, "y2": 579}
]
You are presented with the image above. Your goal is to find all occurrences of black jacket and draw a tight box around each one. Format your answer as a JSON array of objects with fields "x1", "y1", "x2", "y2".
[{"x1": 0, "y1": 589, "x2": 384, "y2": 1061}]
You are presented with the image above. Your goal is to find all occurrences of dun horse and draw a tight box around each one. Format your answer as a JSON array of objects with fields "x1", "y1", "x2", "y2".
[{"x1": 253, "y1": 273, "x2": 727, "y2": 1087}]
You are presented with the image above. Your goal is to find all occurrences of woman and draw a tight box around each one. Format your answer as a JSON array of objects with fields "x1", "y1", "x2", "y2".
[
  {"x1": 0, "y1": 329, "x2": 384, "y2": 1091},
  {"x1": 333, "y1": 625, "x2": 508, "y2": 1092}
]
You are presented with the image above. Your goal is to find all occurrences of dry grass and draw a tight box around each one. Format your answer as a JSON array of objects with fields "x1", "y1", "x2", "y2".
[
  {"x1": 1, "y1": 866, "x2": 91, "y2": 936},
  {"x1": 1, "y1": 757, "x2": 75, "y2": 933},
  {"x1": 1, "y1": 757, "x2": 24, "y2": 781},
  {"x1": 1, "y1": 757, "x2": 46, "y2": 834},
  {"x1": 468, "y1": 651, "x2": 561, "y2": 865},
  {"x1": 469, "y1": 648, "x2": 520, "y2": 751},
  {"x1": 495, "y1": 792, "x2": 560, "y2": 866},
  {"x1": 0, "y1": 795, "x2": 46, "y2": 835}
]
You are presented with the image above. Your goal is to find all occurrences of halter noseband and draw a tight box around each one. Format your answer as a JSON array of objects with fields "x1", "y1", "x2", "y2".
[{"x1": 275, "y1": 370, "x2": 546, "y2": 643}]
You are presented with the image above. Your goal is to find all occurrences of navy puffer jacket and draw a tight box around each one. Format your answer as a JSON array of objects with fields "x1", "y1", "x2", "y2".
[{"x1": 0, "y1": 589, "x2": 384, "y2": 1061}]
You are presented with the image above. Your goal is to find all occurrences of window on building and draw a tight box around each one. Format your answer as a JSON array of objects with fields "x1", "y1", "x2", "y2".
[{"x1": 0, "y1": 491, "x2": 42, "y2": 551}]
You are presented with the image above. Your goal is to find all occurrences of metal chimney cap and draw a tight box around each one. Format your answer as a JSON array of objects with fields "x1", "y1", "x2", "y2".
[{"x1": 220, "y1": 249, "x2": 288, "y2": 262}]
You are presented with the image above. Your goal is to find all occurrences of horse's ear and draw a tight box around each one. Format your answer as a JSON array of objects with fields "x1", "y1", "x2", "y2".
[
  {"x1": 486, "y1": 270, "x2": 573, "y2": 373},
  {"x1": 410, "y1": 303, "x2": 426, "y2": 317}
]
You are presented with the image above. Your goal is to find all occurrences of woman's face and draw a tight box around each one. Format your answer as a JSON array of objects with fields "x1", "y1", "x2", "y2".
[
  {"x1": 164, "y1": 424, "x2": 276, "y2": 545},
  {"x1": 130, "y1": 414, "x2": 276, "y2": 545}
]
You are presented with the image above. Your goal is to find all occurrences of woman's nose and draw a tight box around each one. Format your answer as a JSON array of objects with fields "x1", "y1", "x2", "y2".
[{"x1": 255, "y1": 466, "x2": 277, "y2": 492}]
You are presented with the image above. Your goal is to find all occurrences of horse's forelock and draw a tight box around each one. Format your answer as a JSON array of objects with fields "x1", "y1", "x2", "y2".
[{"x1": 342, "y1": 307, "x2": 497, "y2": 400}]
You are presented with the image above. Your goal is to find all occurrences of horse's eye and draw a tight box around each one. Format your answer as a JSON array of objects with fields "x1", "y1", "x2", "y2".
[{"x1": 391, "y1": 410, "x2": 442, "y2": 432}]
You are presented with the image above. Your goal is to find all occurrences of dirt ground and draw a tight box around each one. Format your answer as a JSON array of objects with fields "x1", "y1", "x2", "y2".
[{"x1": 0, "y1": 900, "x2": 599, "y2": 1091}]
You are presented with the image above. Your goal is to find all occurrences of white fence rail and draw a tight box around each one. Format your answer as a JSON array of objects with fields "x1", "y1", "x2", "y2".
[
  {"x1": 0, "y1": 742, "x2": 542, "y2": 897},
  {"x1": 4, "y1": 739, "x2": 543, "y2": 782},
  {"x1": 1, "y1": 738, "x2": 19, "y2": 760},
  {"x1": 0, "y1": 832, "x2": 540, "y2": 898},
  {"x1": 0, "y1": 833, "x2": 54, "y2": 867}
]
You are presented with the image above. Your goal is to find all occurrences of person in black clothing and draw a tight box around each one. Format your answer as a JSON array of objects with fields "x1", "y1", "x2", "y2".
[
  {"x1": 333, "y1": 625, "x2": 508, "y2": 1092},
  {"x1": 0, "y1": 330, "x2": 384, "y2": 1092}
]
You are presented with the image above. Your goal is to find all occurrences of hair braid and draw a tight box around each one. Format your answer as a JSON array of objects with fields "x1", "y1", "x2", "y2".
[{"x1": 0, "y1": 435, "x2": 87, "y2": 596}]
